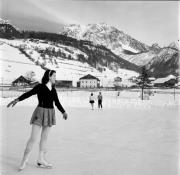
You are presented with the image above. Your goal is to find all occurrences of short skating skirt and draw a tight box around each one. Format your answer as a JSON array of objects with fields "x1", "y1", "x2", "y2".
[
  {"x1": 89, "y1": 100, "x2": 95, "y2": 104},
  {"x1": 30, "y1": 106, "x2": 56, "y2": 127}
]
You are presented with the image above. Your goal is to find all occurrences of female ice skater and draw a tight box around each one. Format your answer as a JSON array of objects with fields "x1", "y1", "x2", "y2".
[
  {"x1": 7, "y1": 69, "x2": 68, "y2": 171},
  {"x1": 89, "y1": 93, "x2": 95, "y2": 110}
]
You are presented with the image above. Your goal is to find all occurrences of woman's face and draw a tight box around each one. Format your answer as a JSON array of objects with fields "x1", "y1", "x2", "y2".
[{"x1": 49, "y1": 72, "x2": 56, "y2": 84}]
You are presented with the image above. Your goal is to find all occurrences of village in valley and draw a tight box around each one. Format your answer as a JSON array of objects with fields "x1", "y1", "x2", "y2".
[
  {"x1": 11, "y1": 72, "x2": 179, "y2": 89},
  {"x1": 8, "y1": 72, "x2": 179, "y2": 96}
]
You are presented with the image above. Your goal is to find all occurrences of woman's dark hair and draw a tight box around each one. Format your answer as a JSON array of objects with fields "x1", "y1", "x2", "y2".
[{"x1": 41, "y1": 69, "x2": 56, "y2": 85}]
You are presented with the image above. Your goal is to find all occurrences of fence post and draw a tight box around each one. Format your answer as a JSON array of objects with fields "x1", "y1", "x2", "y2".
[{"x1": 1, "y1": 78, "x2": 3, "y2": 98}]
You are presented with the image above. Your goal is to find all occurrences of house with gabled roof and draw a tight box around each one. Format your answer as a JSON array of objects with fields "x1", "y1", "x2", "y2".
[
  {"x1": 12, "y1": 75, "x2": 31, "y2": 86},
  {"x1": 79, "y1": 74, "x2": 100, "y2": 88}
]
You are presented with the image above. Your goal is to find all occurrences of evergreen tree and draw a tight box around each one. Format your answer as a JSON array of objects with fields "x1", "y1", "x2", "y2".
[{"x1": 136, "y1": 67, "x2": 151, "y2": 100}]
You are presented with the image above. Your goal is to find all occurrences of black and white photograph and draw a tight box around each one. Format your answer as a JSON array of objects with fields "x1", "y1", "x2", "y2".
[{"x1": 0, "y1": 0, "x2": 179, "y2": 175}]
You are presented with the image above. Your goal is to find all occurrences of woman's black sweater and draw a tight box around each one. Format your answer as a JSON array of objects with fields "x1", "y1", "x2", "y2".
[{"x1": 17, "y1": 84, "x2": 65, "y2": 114}]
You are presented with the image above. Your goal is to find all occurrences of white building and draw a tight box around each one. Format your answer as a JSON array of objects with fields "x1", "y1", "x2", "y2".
[{"x1": 79, "y1": 74, "x2": 100, "y2": 88}]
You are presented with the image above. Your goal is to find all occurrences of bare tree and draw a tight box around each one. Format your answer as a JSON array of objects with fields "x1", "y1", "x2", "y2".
[{"x1": 25, "y1": 71, "x2": 36, "y2": 82}]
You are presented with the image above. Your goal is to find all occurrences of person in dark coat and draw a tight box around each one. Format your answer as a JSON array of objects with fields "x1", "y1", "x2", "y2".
[{"x1": 97, "y1": 92, "x2": 103, "y2": 109}]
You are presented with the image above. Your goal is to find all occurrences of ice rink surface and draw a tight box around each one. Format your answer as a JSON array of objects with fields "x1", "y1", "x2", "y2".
[{"x1": 0, "y1": 90, "x2": 179, "y2": 175}]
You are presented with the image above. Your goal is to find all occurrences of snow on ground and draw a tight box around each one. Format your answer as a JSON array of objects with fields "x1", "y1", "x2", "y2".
[
  {"x1": 0, "y1": 90, "x2": 179, "y2": 175},
  {"x1": 123, "y1": 50, "x2": 156, "y2": 66},
  {"x1": 0, "y1": 38, "x2": 139, "y2": 87},
  {"x1": 121, "y1": 44, "x2": 139, "y2": 53},
  {"x1": 0, "y1": 43, "x2": 44, "y2": 83},
  {"x1": 0, "y1": 38, "x2": 88, "y2": 61},
  {"x1": 0, "y1": 41, "x2": 96, "y2": 86}
]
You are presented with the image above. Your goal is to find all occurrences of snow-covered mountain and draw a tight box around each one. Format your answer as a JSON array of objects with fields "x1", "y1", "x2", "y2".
[
  {"x1": 59, "y1": 23, "x2": 179, "y2": 72},
  {"x1": 0, "y1": 18, "x2": 8, "y2": 24},
  {"x1": 145, "y1": 47, "x2": 179, "y2": 78},
  {"x1": 151, "y1": 43, "x2": 161, "y2": 50},
  {"x1": 60, "y1": 23, "x2": 150, "y2": 56},
  {"x1": 60, "y1": 23, "x2": 179, "y2": 77},
  {"x1": 126, "y1": 50, "x2": 158, "y2": 67},
  {"x1": 0, "y1": 18, "x2": 20, "y2": 38},
  {"x1": 0, "y1": 19, "x2": 140, "y2": 72},
  {"x1": 0, "y1": 19, "x2": 179, "y2": 79},
  {"x1": 168, "y1": 41, "x2": 180, "y2": 51},
  {"x1": 122, "y1": 42, "x2": 179, "y2": 77}
]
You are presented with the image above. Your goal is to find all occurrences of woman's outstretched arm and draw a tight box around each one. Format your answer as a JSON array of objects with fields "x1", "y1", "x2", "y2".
[
  {"x1": 17, "y1": 84, "x2": 40, "y2": 101},
  {"x1": 7, "y1": 84, "x2": 40, "y2": 107}
]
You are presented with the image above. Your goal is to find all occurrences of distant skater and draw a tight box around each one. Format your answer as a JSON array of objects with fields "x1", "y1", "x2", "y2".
[
  {"x1": 89, "y1": 93, "x2": 95, "y2": 110},
  {"x1": 97, "y1": 92, "x2": 103, "y2": 109},
  {"x1": 7, "y1": 69, "x2": 68, "y2": 171},
  {"x1": 117, "y1": 91, "x2": 120, "y2": 97}
]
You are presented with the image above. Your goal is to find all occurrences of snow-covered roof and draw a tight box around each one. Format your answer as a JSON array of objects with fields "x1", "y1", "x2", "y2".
[
  {"x1": 149, "y1": 77, "x2": 156, "y2": 81},
  {"x1": 12, "y1": 75, "x2": 31, "y2": 84},
  {"x1": 153, "y1": 75, "x2": 176, "y2": 84}
]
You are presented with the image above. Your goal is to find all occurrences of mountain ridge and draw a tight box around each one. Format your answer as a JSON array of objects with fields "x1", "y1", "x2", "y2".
[{"x1": 0, "y1": 19, "x2": 179, "y2": 78}]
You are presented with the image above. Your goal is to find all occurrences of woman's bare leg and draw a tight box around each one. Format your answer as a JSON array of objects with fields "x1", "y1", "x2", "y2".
[
  {"x1": 38, "y1": 126, "x2": 51, "y2": 165},
  {"x1": 19, "y1": 124, "x2": 41, "y2": 170}
]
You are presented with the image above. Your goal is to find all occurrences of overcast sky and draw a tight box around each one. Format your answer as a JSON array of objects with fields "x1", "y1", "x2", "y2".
[{"x1": 1, "y1": 0, "x2": 179, "y2": 47}]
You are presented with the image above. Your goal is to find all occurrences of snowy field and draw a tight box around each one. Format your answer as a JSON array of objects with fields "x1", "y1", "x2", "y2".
[
  {"x1": 0, "y1": 40, "x2": 139, "y2": 87},
  {"x1": 0, "y1": 90, "x2": 180, "y2": 175}
]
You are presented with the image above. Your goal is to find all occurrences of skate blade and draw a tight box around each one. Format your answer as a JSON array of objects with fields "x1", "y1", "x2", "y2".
[
  {"x1": 18, "y1": 168, "x2": 24, "y2": 172},
  {"x1": 36, "y1": 163, "x2": 52, "y2": 169}
]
